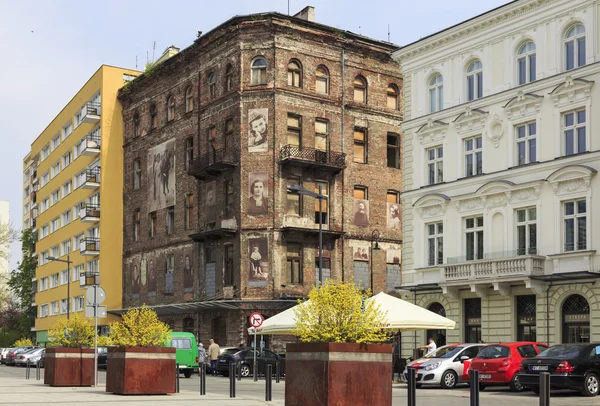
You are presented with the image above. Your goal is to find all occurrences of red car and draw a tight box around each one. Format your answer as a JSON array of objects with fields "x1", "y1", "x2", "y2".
[{"x1": 469, "y1": 342, "x2": 548, "y2": 392}]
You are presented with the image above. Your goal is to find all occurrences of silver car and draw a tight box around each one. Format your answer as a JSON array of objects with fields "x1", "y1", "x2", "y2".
[
  {"x1": 14, "y1": 348, "x2": 45, "y2": 366},
  {"x1": 0, "y1": 348, "x2": 12, "y2": 364},
  {"x1": 403, "y1": 343, "x2": 484, "y2": 389}
]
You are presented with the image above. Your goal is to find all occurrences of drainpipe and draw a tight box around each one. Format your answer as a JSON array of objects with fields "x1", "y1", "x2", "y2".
[
  {"x1": 340, "y1": 47, "x2": 346, "y2": 281},
  {"x1": 546, "y1": 281, "x2": 551, "y2": 345}
]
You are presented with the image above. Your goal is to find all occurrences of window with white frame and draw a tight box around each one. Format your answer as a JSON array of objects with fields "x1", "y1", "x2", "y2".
[
  {"x1": 51, "y1": 162, "x2": 60, "y2": 178},
  {"x1": 251, "y1": 56, "x2": 267, "y2": 85},
  {"x1": 51, "y1": 134, "x2": 61, "y2": 151},
  {"x1": 565, "y1": 24, "x2": 586, "y2": 71},
  {"x1": 74, "y1": 202, "x2": 84, "y2": 219},
  {"x1": 63, "y1": 180, "x2": 72, "y2": 196},
  {"x1": 563, "y1": 199, "x2": 587, "y2": 252},
  {"x1": 50, "y1": 301, "x2": 59, "y2": 316},
  {"x1": 427, "y1": 222, "x2": 443, "y2": 266},
  {"x1": 563, "y1": 109, "x2": 586, "y2": 156},
  {"x1": 517, "y1": 41, "x2": 536, "y2": 85},
  {"x1": 60, "y1": 270, "x2": 69, "y2": 285},
  {"x1": 516, "y1": 207, "x2": 537, "y2": 255},
  {"x1": 61, "y1": 239, "x2": 71, "y2": 256},
  {"x1": 41, "y1": 171, "x2": 50, "y2": 186},
  {"x1": 51, "y1": 189, "x2": 60, "y2": 205},
  {"x1": 41, "y1": 198, "x2": 49, "y2": 212},
  {"x1": 429, "y1": 74, "x2": 443, "y2": 113},
  {"x1": 87, "y1": 259, "x2": 99, "y2": 276},
  {"x1": 60, "y1": 299, "x2": 68, "y2": 314},
  {"x1": 73, "y1": 295, "x2": 84, "y2": 312},
  {"x1": 50, "y1": 217, "x2": 60, "y2": 233},
  {"x1": 464, "y1": 136, "x2": 482, "y2": 177},
  {"x1": 50, "y1": 245, "x2": 59, "y2": 258},
  {"x1": 62, "y1": 151, "x2": 72, "y2": 168},
  {"x1": 74, "y1": 108, "x2": 84, "y2": 127},
  {"x1": 166, "y1": 255, "x2": 175, "y2": 272},
  {"x1": 39, "y1": 304, "x2": 48, "y2": 318},
  {"x1": 40, "y1": 225, "x2": 49, "y2": 239},
  {"x1": 74, "y1": 139, "x2": 85, "y2": 159},
  {"x1": 50, "y1": 273, "x2": 59, "y2": 288},
  {"x1": 41, "y1": 145, "x2": 50, "y2": 161},
  {"x1": 466, "y1": 60, "x2": 483, "y2": 101},
  {"x1": 39, "y1": 277, "x2": 48, "y2": 291},
  {"x1": 516, "y1": 122, "x2": 536, "y2": 165},
  {"x1": 62, "y1": 121, "x2": 73, "y2": 140},
  {"x1": 39, "y1": 251, "x2": 49, "y2": 265},
  {"x1": 73, "y1": 264, "x2": 84, "y2": 282},
  {"x1": 465, "y1": 216, "x2": 484, "y2": 261},
  {"x1": 73, "y1": 233, "x2": 84, "y2": 250},
  {"x1": 62, "y1": 209, "x2": 72, "y2": 226},
  {"x1": 427, "y1": 146, "x2": 443, "y2": 185},
  {"x1": 74, "y1": 171, "x2": 86, "y2": 188}
]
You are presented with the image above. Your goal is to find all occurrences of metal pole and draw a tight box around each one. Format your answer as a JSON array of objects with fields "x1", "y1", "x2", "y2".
[
  {"x1": 94, "y1": 285, "x2": 98, "y2": 388},
  {"x1": 407, "y1": 367, "x2": 416, "y2": 406},
  {"x1": 253, "y1": 329, "x2": 257, "y2": 381},
  {"x1": 275, "y1": 361, "x2": 280, "y2": 383},
  {"x1": 67, "y1": 255, "x2": 71, "y2": 320},
  {"x1": 266, "y1": 364, "x2": 272, "y2": 401},
  {"x1": 318, "y1": 185, "x2": 323, "y2": 288},
  {"x1": 199, "y1": 363, "x2": 206, "y2": 395},
  {"x1": 237, "y1": 360, "x2": 241, "y2": 381},
  {"x1": 229, "y1": 363, "x2": 236, "y2": 397},
  {"x1": 36, "y1": 360, "x2": 40, "y2": 380},
  {"x1": 469, "y1": 369, "x2": 480, "y2": 406},
  {"x1": 176, "y1": 363, "x2": 180, "y2": 393},
  {"x1": 26, "y1": 360, "x2": 30, "y2": 379},
  {"x1": 539, "y1": 372, "x2": 550, "y2": 406}
]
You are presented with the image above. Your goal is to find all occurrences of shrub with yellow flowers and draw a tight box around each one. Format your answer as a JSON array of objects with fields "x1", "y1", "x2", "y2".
[
  {"x1": 12, "y1": 337, "x2": 34, "y2": 347},
  {"x1": 293, "y1": 278, "x2": 389, "y2": 344},
  {"x1": 48, "y1": 313, "x2": 95, "y2": 348},
  {"x1": 109, "y1": 306, "x2": 171, "y2": 347}
]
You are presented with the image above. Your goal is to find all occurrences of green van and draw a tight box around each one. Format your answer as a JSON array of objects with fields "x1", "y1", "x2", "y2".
[{"x1": 169, "y1": 332, "x2": 199, "y2": 378}]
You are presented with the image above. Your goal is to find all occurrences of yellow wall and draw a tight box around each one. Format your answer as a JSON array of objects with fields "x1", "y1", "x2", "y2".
[{"x1": 31, "y1": 65, "x2": 140, "y2": 334}]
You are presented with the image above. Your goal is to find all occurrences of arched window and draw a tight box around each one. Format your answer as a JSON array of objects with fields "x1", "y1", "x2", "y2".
[
  {"x1": 315, "y1": 65, "x2": 329, "y2": 94},
  {"x1": 387, "y1": 84, "x2": 400, "y2": 111},
  {"x1": 287, "y1": 60, "x2": 302, "y2": 87},
  {"x1": 149, "y1": 104, "x2": 157, "y2": 129},
  {"x1": 251, "y1": 56, "x2": 267, "y2": 85},
  {"x1": 185, "y1": 86, "x2": 194, "y2": 113},
  {"x1": 208, "y1": 73, "x2": 216, "y2": 100},
  {"x1": 517, "y1": 41, "x2": 536, "y2": 85},
  {"x1": 133, "y1": 113, "x2": 140, "y2": 137},
  {"x1": 466, "y1": 60, "x2": 483, "y2": 101},
  {"x1": 565, "y1": 24, "x2": 586, "y2": 71},
  {"x1": 353, "y1": 75, "x2": 367, "y2": 103},
  {"x1": 167, "y1": 96, "x2": 175, "y2": 122},
  {"x1": 183, "y1": 317, "x2": 194, "y2": 334},
  {"x1": 562, "y1": 294, "x2": 590, "y2": 343},
  {"x1": 426, "y1": 303, "x2": 447, "y2": 347},
  {"x1": 225, "y1": 64, "x2": 233, "y2": 91},
  {"x1": 428, "y1": 74, "x2": 443, "y2": 113}
]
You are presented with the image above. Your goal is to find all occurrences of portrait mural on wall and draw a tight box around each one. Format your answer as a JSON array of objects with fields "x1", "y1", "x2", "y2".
[
  {"x1": 387, "y1": 203, "x2": 401, "y2": 229},
  {"x1": 131, "y1": 259, "x2": 141, "y2": 296},
  {"x1": 248, "y1": 108, "x2": 268, "y2": 152},
  {"x1": 206, "y1": 181, "x2": 216, "y2": 222},
  {"x1": 248, "y1": 172, "x2": 269, "y2": 216},
  {"x1": 147, "y1": 257, "x2": 157, "y2": 295},
  {"x1": 386, "y1": 248, "x2": 402, "y2": 264},
  {"x1": 353, "y1": 199, "x2": 370, "y2": 227},
  {"x1": 353, "y1": 246, "x2": 369, "y2": 261},
  {"x1": 183, "y1": 247, "x2": 194, "y2": 293},
  {"x1": 147, "y1": 139, "x2": 176, "y2": 212},
  {"x1": 248, "y1": 237, "x2": 269, "y2": 287}
]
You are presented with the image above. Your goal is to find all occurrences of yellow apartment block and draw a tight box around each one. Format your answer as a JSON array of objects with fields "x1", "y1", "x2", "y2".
[{"x1": 26, "y1": 65, "x2": 140, "y2": 344}]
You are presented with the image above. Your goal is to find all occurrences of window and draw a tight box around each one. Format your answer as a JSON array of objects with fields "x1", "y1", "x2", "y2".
[
  {"x1": 315, "y1": 181, "x2": 328, "y2": 224},
  {"x1": 185, "y1": 86, "x2": 194, "y2": 113},
  {"x1": 166, "y1": 255, "x2": 175, "y2": 271},
  {"x1": 167, "y1": 206, "x2": 175, "y2": 234},
  {"x1": 51, "y1": 161, "x2": 60, "y2": 178},
  {"x1": 74, "y1": 170, "x2": 86, "y2": 188},
  {"x1": 387, "y1": 84, "x2": 400, "y2": 110},
  {"x1": 51, "y1": 134, "x2": 60, "y2": 151},
  {"x1": 464, "y1": 298, "x2": 482, "y2": 343},
  {"x1": 62, "y1": 121, "x2": 72, "y2": 140},
  {"x1": 427, "y1": 146, "x2": 443, "y2": 185},
  {"x1": 286, "y1": 179, "x2": 302, "y2": 216},
  {"x1": 63, "y1": 180, "x2": 72, "y2": 196},
  {"x1": 133, "y1": 113, "x2": 140, "y2": 137},
  {"x1": 87, "y1": 259, "x2": 99, "y2": 277},
  {"x1": 61, "y1": 239, "x2": 71, "y2": 256},
  {"x1": 516, "y1": 207, "x2": 537, "y2": 255},
  {"x1": 133, "y1": 209, "x2": 140, "y2": 241},
  {"x1": 563, "y1": 109, "x2": 586, "y2": 156},
  {"x1": 427, "y1": 222, "x2": 443, "y2": 266},
  {"x1": 74, "y1": 139, "x2": 85, "y2": 158},
  {"x1": 185, "y1": 194, "x2": 194, "y2": 230},
  {"x1": 564, "y1": 199, "x2": 587, "y2": 252},
  {"x1": 224, "y1": 118, "x2": 234, "y2": 149},
  {"x1": 565, "y1": 24, "x2": 586, "y2": 71},
  {"x1": 149, "y1": 211, "x2": 157, "y2": 237},
  {"x1": 73, "y1": 295, "x2": 84, "y2": 312},
  {"x1": 353, "y1": 75, "x2": 367, "y2": 103},
  {"x1": 225, "y1": 64, "x2": 233, "y2": 92},
  {"x1": 286, "y1": 244, "x2": 303, "y2": 284},
  {"x1": 40, "y1": 251, "x2": 49, "y2": 265},
  {"x1": 387, "y1": 133, "x2": 400, "y2": 169},
  {"x1": 60, "y1": 299, "x2": 68, "y2": 314},
  {"x1": 40, "y1": 225, "x2": 49, "y2": 239},
  {"x1": 287, "y1": 60, "x2": 302, "y2": 87},
  {"x1": 429, "y1": 74, "x2": 444, "y2": 113},
  {"x1": 315, "y1": 119, "x2": 328, "y2": 152},
  {"x1": 516, "y1": 295, "x2": 537, "y2": 342},
  {"x1": 50, "y1": 217, "x2": 60, "y2": 233},
  {"x1": 465, "y1": 216, "x2": 484, "y2": 260},
  {"x1": 208, "y1": 126, "x2": 216, "y2": 152},
  {"x1": 167, "y1": 96, "x2": 175, "y2": 121},
  {"x1": 251, "y1": 56, "x2": 267, "y2": 85},
  {"x1": 133, "y1": 159, "x2": 141, "y2": 189},
  {"x1": 516, "y1": 122, "x2": 537, "y2": 165},
  {"x1": 185, "y1": 137, "x2": 194, "y2": 171},
  {"x1": 50, "y1": 273, "x2": 59, "y2": 288},
  {"x1": 41, "y1": 144, "x2": 51, "y2": 161},
  {"x1": 61, "y1": 209, "x2": 72, "y2": 226},
  {"x1": 225, "y1": 180, "x2": 234, "y2": 218},
  {"x1": 39, "y1": 304, "x2": 48, "y2": 318},
  {"x1": 353, "y1": 128, "x2": 367, "y2": 164},
  {"x1": 39, "y1": 277, "x2": 48, "y2": 291},
  {"x1": 466, "y1": 60, "x2": 483, "y2": 101},
  {"x1": 353, "y1": 186, "x2": 367, "y2": 199},
  {"x1": 41, "y1": 198, "x2": 49, "y2": 213},
  {"x1": 51, "y1": 189, "x2": 60, "y2": 205},
  {"x1": 150, "y1": 104, "x2": 157, "y2": 129},
  {"x1": 287, "y1": 114, "x2": 302, "y2": 147},
  {"x1": 224, "y1": 244, "x2": 234, "y2": 286},
  {"x1": 74, "y1": 202, "x2": 84, "y2": 219},
  {"x1": 316, "y1": 65, "x2": 329, "y2": 94},
  {"x1": 62, "y1": 151, "x2": 72, "y2": 168},
  {"x1": 208, "y1": 73, "x2": 216, "y2": 99},
  {"x1": 75, "y1": 108, "x2": 84, "y2": 127},
  {"x1": 41, "y1": 171, "x2": 50, "y2": 187},
  {"x1": 72, "y1": 263, "x2": 83, "y2": 281},
  {"x1": 517, "y1": 41, "x2": 536, "y2": 85},
  {"x1": 464, "y1": 136, "x2": 482, "y2": 177}
]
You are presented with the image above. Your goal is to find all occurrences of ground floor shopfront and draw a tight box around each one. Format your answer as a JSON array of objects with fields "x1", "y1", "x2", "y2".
[{"x1": 400, "y1": 278, "x2": 600, "y2": 359}]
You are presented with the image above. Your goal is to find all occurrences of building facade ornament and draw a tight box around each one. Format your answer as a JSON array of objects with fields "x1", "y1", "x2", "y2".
[{"x1": 488, "y1": 114, "x2": 504, "y2": 148}]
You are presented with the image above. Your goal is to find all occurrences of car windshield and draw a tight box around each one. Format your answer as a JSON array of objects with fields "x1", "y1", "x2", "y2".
[
  {"x1": 477, "y1": 346, "x2": 510, "y2": 359},
  {"x1": 222, "y1": 348, "x2": 239, "y2": 356},
  {"x1": 424, "y1": 346, "x2": 463, "y2": 359},
  {"x1": 538, "y1": 344, "x2": 586, "y2": 358}
]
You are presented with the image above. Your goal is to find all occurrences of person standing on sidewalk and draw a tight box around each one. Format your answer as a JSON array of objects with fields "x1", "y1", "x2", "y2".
[{"x1": 208, "y1": 339, "x2": 220, "y2": 376}]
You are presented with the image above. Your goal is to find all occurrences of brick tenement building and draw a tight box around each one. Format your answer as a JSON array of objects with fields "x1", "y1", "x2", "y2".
[{"x1": 118, "y1": 7, "x2": 403, "y2": 349}]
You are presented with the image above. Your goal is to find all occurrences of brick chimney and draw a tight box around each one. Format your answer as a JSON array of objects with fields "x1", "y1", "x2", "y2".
[{"x1": 293, "y1": 6, "x2": 315, "y2": 22}]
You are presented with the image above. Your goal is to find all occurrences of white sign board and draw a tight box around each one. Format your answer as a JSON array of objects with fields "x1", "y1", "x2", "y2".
[
  {"x1": 86, "y1": 286, "x2": 106, "y2": 305},
  {"x1": 85, "y1": 305, "x2": 107, "y2": 319}
]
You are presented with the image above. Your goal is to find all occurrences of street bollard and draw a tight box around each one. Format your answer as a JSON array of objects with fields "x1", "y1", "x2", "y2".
[
  {"x1": 539, "y1": 372, "x2": 550, "y2": 406},
  {"x1": 199, "y1": 363, "x2": 206, "y2": 396},
  {"x1": 469, "y1": 369, "x2": 480, "y2": 406},
  {"x1": 406, "y1": 366, "x2": 416, "y2": 406},
  {"x1": 36, "y1": 360, "x2": 40, "y2": 381},
  {"x1": 265, "y1": 364, "x2": 272, "y2": 401},
  {"x1": 237, "y1": 361, "x2": 242, "y2": 381},
  {"x1": 253, "y1": 360, "x2": 258, "y2": 382},
  {"x1": 229, "y1": 363, "x2": 236, "y2": 398},
  {"x1": 26, "y1": 360, "x2": 30, "y2": 380},
  {"x1": 175, "y1": 363, "x2": 180, "y2": 393},
  {"x1": 275, "y1": 361, "x2": 280, "y2": 384}
]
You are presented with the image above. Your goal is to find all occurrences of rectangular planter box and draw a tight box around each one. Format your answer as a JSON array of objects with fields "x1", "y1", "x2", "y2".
[
  {"x1": 285, "y1": 343, "x2": 392, "y2": 406},
  {"x1": 106, "y1": 346, "x2": 176, "y2": 395},
  {"x1": 44, "y1": 348, "x2": 94, "y2": 387}
]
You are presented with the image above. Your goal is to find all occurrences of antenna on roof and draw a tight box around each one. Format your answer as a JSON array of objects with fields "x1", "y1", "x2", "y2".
[
  {"x1": 288, "y1": 0, "x2": 290, "y2": 15},
  {"x1": 146, "y1": 51, "x2": 149, "y2": 64},
  {"x1": 136, "y1": 55, "x2": 138, "y2": 70},
  {"x1": 152, "y1": 41, "x2": 156, "y2": 63},
  {"x1": 388, "y1": 24, "x2": 390, "y2": 42}
]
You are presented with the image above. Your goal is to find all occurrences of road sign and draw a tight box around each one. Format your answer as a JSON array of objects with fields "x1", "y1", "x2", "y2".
[
  {"x1": 249, "y1": 312, "x2": 264, "y2": 328},
  {"x1": 86, "y1": 286, "x2": 106, "y2": 305},
  {"x1": 85, "y1": 305, "x2": 106, "y2": 319}
]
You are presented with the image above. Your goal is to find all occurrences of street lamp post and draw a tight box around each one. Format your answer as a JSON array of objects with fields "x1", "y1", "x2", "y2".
[
  {"x1": 287, "y1": 184, "x2": 328, "y2": 287},
  {"x1": 370, "y1": 230, "x2": 381, "y2": 291},
  {"x1": 48, "y1": 255, "x2": 72, "y2": 319}
]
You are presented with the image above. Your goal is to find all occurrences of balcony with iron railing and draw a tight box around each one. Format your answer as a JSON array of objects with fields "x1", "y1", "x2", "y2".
[
  {"x1": 80, "y1": 238, "x2": 100, "y2": 255},
  {"x1": 280, "y1": 145, "x2": 346, "y2": 172},
  {"x1": 189, "y1": 148, "x2": 238, "y2": 180},
  {"x1": 80, "y1": 130, "x2": 101, "y2": 157},
  {"x1": 82, "y1": 167, "x2": 101, "y2": 189},
  {"x1": 80, "y1": 204, "x2": 100, "y2": 223},
  {"x1": 82, "y1": 101, "x2": 101, "y2": 124}
]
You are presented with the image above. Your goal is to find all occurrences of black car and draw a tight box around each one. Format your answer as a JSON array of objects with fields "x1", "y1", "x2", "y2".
[
  {"x1": 97, "y1": 347, "x2": 108, "y2": 369},
  {"x1": 216, "y1": 348, "x2": 285, "y2": 378},
  {"x1": 519, "y1": 343, "x2": 600, "y2": 397}
]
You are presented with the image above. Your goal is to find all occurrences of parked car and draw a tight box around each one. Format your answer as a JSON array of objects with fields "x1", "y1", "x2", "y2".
[
  {"x1": 519, "y1": 343, "x2": 600, "y2": 397},
  {"x1": 0, "y1": 348, "x2": 13, "y2": 364},
  {"x1": 469, "y1": 342, "x2": 548, "y2": 392},
  {"x1": 14, "y1": 348, "x2": 45, "y2": 366},
  {"x1": 402, "y1": 343, "x2": 485, "y2": 389},
  {"x1": 169, "y1": 332, "x2": 199, "y2": 378},
  {"x1": 216, "y1": 348, "x2": 285, "y2": 378},
  {"x1": 97, "y1": 347, "x2": 108, "y2": 369},
  {"x1": 5, "y1": 347, "x2": 39, "y2": 366}
]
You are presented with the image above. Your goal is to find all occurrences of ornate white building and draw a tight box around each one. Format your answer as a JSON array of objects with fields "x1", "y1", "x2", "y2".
[{"x1": 393, "y1": 0, "x2": 600, "y2": 356}]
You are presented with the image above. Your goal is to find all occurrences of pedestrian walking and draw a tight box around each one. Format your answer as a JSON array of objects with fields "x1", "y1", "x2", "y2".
[
  {"x1": 198, "y1": 342, "x2": 207, "y2": 366},
  {"x1": 208, "y1": 339, "x2": 220, "y2": 376}
]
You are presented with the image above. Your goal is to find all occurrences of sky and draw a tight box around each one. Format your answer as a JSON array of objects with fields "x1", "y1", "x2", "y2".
[{"x1": 0, "y1": 0, "x2": 510, "y2": 268}]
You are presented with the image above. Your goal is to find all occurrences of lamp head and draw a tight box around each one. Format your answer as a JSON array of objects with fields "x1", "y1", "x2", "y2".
[{"x1": 47, "y1": 256, "x2": 57, "y2": 261}]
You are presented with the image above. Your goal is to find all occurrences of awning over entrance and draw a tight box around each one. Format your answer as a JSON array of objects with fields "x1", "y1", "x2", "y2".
[
  {"x1": 108, "y1": 299, "x2": 298, "y2": 316},
  {"x1": 530, "y1": 271, "x2": 600, "y2": 282}
]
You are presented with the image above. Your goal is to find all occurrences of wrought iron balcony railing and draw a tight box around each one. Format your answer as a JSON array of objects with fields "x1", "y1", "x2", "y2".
[
  {"x1": 189, "y1": 148, "x2": 238, "y2": 179},
  {"x1": 280, "y1": 145, "x2": 346, "y2": 170}
]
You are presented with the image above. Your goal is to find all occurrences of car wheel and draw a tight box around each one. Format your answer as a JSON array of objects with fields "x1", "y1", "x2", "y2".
[
  {"x1": 183, "y1": 370, "x2": 193, "y2": 378},
  {"x1": 441, "y1": 370, "x2": 458, "y2": 389},
  {"x1": 581, "y1": 372, "x2": 599, "y2": 397},
  {"x1": 509, "y1": 374, "x2": 524, "y2": 392},
  {"x1": 240, "y1": 364, "x2": 251, "y2": 377}
]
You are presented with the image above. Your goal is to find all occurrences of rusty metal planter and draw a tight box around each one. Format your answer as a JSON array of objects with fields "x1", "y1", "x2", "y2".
[
  {"x1": 285, "y1": 343, "x2": 392, "y2": 406},
  {"x1": 44, "y1": 348, "x2": 95, "y2": 387}
]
